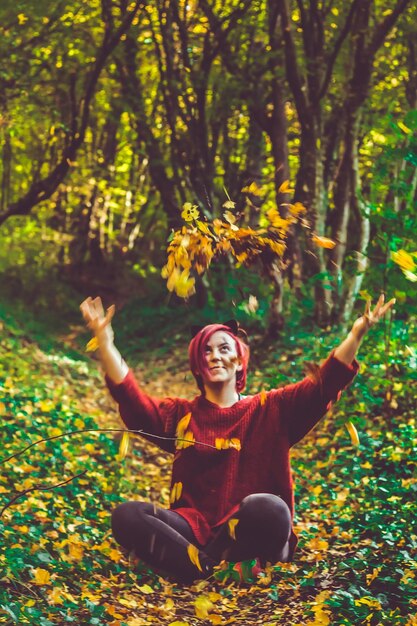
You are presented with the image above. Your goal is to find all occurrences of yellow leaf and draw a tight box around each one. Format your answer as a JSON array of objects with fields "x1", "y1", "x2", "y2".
[
  {"x1": 194, "y1": 595, "x2": 214, "y2": 619},
  {"x1": 223, "y1": 210, "x2": 237, "y2": 225},
  {"x1": 223, "y1": 200, "x2": 236, "y2": 209},
  {"x1": 86, "y1": 337, "x2": 99, "y2": 352},
  {"x1": 260, "y1": 389, "x2": 267, "y2": 406},
  {"x1": 68, "y1": 542, "x2": 84, "y2": 560},
  {"x1": 346, "y1": 421, "x2": 360, "y2": 446},
  {"x1": 118, "y1": 431, "x2": 130, "y2": 460},
  {"x1": 170, "y1": 481, "x2": 183, "y2": 504},
  {"x1": 228, "y1": 518, "x2": 239, "y2": 540},
  {"x1": 0, "y1": 402, "x2": 6, "y2": 415},
  {"x1": 32, "y1": 568, "x2": 51, "y2": 585},
  {"x1": 18, "y1": 13, "x2": 28, "y2": 24},
  {"x1": 311, "y1": 235, "x2": 336, "y2": 249},
  {"x1": 168, "y1": 622, "x2": 191, "y2": 626},
  {"x1": 215, "y1": 437, "x2": 225, "y2": 450},
  {"x1": 391, "y1": 249, "x2": 416, "y2": 272},
  {"x1": 176, "y1": 412, "x2": 192, "y2": 437},
  {"x1": 288, "y1": 201, "x2": 306, "y2": 216},
  {"x1": 402, "y1": 270, "x2": 417, "y2": 282},
  {"x1": 278, "y1": 180, "x2": 292, "y2": 194},
  {"x1": 176, "y1": 429, "x2": 195, "y2": 449},
  {"x1": 241, "y1": 181, "x2": 263, "y2": 196},
  {"x1": 181, "y1": 202, "x2": 200, "y2": 222},
  {"x1": 228, "y1": 438, "x2": 241, "y2": 451},
  {"x1": 187, "y1": 544, "x2": 203, "y2": 572},
  {"x1": 137, "y1": 584, "x2": 154, "y2": 594},
  {"x1": 398, "y1": 121, "x2": 412, "y2": 134},
  {"x1": 196, "y1": 220, "x2": 211, "y2": 235}
]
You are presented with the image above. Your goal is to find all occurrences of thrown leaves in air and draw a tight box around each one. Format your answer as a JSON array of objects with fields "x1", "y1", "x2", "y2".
[
  {"x1": 311, "y1": 235, "x2": 337, "y2": 249},
  {"x1": 346, "y1": 421, "x2": 360, "y2": 447},
  {"x1": 187, "y1": 544, "x2": 203, "y2": 572},
  {"x1": 85, "y1": 337, "x2": 99, "y2": 352},
  {"x1": 117, "y1": 431, "x2": 130, "y2": 460},
  {"x1": 228, "y1": 518, "x2": 239, "y2": 540}
]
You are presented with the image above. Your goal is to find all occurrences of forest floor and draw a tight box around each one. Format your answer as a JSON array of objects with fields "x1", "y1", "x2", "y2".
[{"x1": 1, "y1": 305, "x2": 417, "y2": 625}]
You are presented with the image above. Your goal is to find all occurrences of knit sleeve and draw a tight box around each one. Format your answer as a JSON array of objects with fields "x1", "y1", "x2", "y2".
[
  {"x1": 271, "y1": 351, "x2": 359, "y2": 446},
  {"x1": 105, "y1": 370, "x2": 183, "y2": 453}
]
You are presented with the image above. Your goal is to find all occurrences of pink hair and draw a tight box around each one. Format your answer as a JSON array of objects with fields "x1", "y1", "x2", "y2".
[{"x1": 188, "y1": 323, "x2": 250, "y2": 394}]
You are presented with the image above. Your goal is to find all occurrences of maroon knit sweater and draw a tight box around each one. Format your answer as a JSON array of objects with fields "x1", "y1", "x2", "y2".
[{"x1": 106, "y1": 351, "x2": 358, "y2": 557}]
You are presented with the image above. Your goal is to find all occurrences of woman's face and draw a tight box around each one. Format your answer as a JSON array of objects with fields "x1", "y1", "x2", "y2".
[{"x1": 201, "y1": 331, "x2": 242, "y2": 386}]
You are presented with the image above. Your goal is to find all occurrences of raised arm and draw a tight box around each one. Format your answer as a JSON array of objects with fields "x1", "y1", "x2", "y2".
[
  {"x1": 80, "y1": 296, "x2": 182, "y2": 451},
  {"x1": 274, "y1": 294, "x2": 395, "y2": 446},
  {"x1": 80, "y1": 296, "x2": 128, "y2": 384},
  {"x1": 334, "y1": 294, "x2": 395, "y2": 365}
]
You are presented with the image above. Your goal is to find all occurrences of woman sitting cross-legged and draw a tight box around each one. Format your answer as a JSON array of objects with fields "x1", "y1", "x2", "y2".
[{"x1": 80, "y1": 295, "x2": 394, "y2": 584}]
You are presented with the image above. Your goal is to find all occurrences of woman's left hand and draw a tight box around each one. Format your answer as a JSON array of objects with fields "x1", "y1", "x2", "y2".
[{"x1": 351, "y1": 294, "x2": 396, "y2": 341}]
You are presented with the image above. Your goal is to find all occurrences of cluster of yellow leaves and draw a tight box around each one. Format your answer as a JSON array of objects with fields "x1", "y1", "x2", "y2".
[
  {"x1": 215, "y1": 437, "x2": 241, "y2": 451},
  {"x1": 162, "y1": 187, "x2": 308, "y2": 298},
  {"x1": 303, "y1": 591, "x2": 332, "y2": 626},
  {"x1": 391, "y1": 249, "x2": 417, "y2": 281}
]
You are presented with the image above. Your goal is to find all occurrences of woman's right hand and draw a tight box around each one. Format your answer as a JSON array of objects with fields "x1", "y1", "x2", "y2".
[{"x1": 80, "y1": 296, "x2": 115, "y2": 348}]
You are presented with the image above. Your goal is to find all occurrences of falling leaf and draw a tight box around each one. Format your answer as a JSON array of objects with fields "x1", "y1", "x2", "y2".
[
  {"x1": 241, "y1": 181, "x2": 263, "y2": 196},
  {"x1": 228, "y1": 518, "x2": 239, "y2": 540},
  {"x1": 391, "y1": 249, "x2": 416, "y2": 272},
  {"x1": 170, "y1": 482, "x2": 183, "y2": 504},
  {"x1": 312, "y1": 235, "x2": 336, "y2": 249},
  {"x1": 223, "y1": 200, "x2": 236, "y2": 209},
  {"x1": 86, "y1": 337, "x2": 99, "y2": 352},
  {"x1": 398, "y1": 121, "x2": 412, "y2": 135},
  {"x1": 402, "y1": 270, "x2": 417, "y2": 282},
  {"x1": 278, "y1": 180, "x2": 292, "y2": 194},
  {"x1": 181, "y1": 202, "x2": 200, "y2": 222},
  {"x1": 194, "y1": 595, "x2": 214, "y2": 619},
  {"x1": 32, "y1": 568, "x2": 51, "y2": 585},
  {"x1": 260, "y1": 389, "x2": 267, "y2": 405},
  {"x1": 346, "y1": 421, "x2": 359, "y2": 446},
  {"x1": 196, "y1": 220, "x2": 211, "y2": 235},
  {"x1": 187, "y1": 544, "x2": 203, "y2": 572},
  {"x1": 18, "y1": 13, "x2": 28, "y2": 24},
  {"x1": 247, "y1": 295, "x2": 258, "y2": 313},
  {"x1": 118, "y1": 431, "x2": 130, "y2": 460}
]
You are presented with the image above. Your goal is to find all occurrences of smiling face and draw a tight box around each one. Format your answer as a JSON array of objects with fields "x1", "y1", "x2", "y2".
[{"x1": 201, "y1": 331, "x2": 243, "y2": 386}]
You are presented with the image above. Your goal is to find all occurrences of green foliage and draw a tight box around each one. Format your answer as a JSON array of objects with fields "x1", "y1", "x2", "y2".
[{"x1": 1, "y1": 295, "x2": 417, "y2": 624}]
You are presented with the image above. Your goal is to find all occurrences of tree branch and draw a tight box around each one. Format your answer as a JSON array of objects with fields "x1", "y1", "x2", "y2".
[
  {"x1": 367, "y1": 0, "x2": 411, "y2": 57},
  {"x1": 318, "y1": 0, "x2": 361, "y2": 101},
  {"x1": 0, "y1": 0, "x2": 143, "y2": 227}
]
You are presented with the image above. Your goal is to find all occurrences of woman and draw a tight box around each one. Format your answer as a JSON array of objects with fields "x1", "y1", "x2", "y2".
[{"x1": 80, "y1": 295, "x2": 394, "y2": 584}]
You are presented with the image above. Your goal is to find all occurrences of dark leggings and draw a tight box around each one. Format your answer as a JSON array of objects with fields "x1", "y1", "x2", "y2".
[{"x1": 111, "y1": 493, "x2": 292, "y2": 584}]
